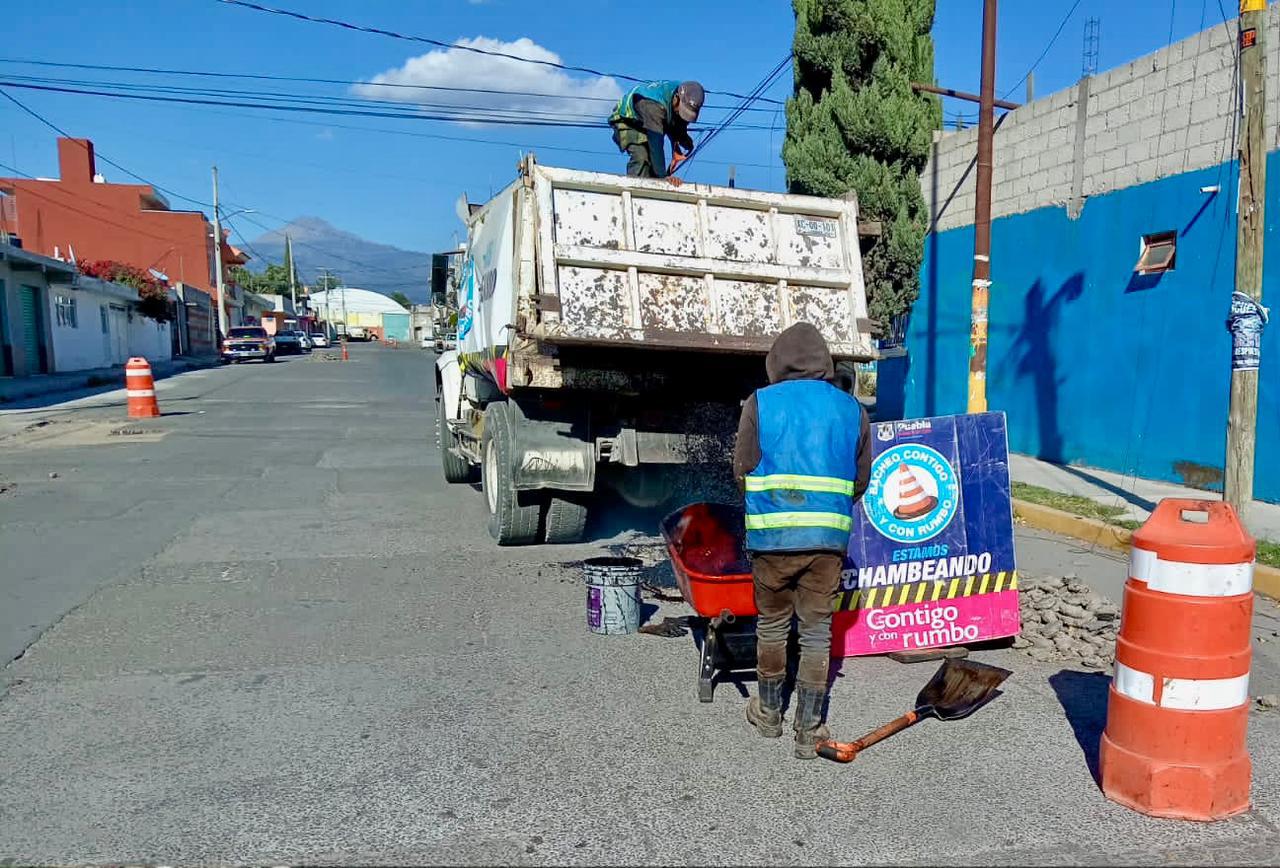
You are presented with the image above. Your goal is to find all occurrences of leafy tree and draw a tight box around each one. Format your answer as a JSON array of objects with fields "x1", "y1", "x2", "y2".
[
  {"x1": 228, "y1": 263, "x2": 291, "y2": 297},
  {"x1": 390, "y1": 291, "x2": 412, "y2": 309},
  {"x1": 77, "y1": 259, "x2": 172, "y2": 322},
  {"x1": 783, "y1": 0, "x2": 941, "y2": 332}
]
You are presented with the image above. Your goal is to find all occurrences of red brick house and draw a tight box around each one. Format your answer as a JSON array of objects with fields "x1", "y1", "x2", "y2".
[{"x1": 0, "y1": 138, "x2": 221, "y2": 292}]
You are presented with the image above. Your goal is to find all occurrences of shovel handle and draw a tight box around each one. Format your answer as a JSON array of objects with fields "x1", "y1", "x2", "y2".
[{"x1": 816, "y1": 710, "x2": 920, "y2": 763}]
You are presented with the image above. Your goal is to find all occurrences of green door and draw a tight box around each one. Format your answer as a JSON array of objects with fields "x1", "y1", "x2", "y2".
[{"x1": 19, "y1": 285, "x2": 47, "y2": 374}]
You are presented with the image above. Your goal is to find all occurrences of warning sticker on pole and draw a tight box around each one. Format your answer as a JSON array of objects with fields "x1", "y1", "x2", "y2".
[
  {"x1": 832, "y1": 412, "x2": 1020, "y2": 657},
  {"x1": 1228, "y1": 291, "x2": 1269, "y2": 372}
]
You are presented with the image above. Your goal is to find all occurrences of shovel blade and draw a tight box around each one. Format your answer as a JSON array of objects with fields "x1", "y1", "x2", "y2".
[{"x1": 917, "y1": 658, "x2": 1011, "y2": 720}]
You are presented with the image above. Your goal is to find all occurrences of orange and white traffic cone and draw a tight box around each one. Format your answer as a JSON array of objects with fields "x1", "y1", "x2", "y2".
[
  {"x1": 125, "y1": 357, "x2": 161, "y2": 418},
  {"x1": 1099, "y1": 499, "x2": 1255, "y2": 821},
  {"x1": 892, "y1": 464, "x2": 938, "y2": 520},
  {"x1": 341, "y1": 340, "x2": 349, "y2": 361}
]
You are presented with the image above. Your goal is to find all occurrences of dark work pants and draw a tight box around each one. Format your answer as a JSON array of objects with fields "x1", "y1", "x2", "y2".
[
  {"x1": 752, "y1": 551, "x2": 842, "y2": 688},
  {"x1": 625, "y1": 143, "x2": 657, "y2": 177}
]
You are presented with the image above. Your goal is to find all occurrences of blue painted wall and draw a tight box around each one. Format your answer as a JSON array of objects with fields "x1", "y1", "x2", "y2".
[
  {"x1": 881, "y1": 154, "x2": 1280, "y2": 501},
  {"x1": 382, "y1": 312, "x2": 411, "y2": 342}
]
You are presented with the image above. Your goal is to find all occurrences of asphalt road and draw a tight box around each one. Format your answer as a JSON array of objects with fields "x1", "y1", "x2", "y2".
[{"x1": 2, "y1": 344, "x2": 1279, "y2": 865}]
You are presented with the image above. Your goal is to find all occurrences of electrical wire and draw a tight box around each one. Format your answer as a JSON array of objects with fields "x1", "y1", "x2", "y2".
[
  {"x1": 681, "y1": 54, "x2": 792, "y2": 171},
  {"x1": 1, "y1": 88, "x2": 211, "y2": 209},
  {"x1": 0, "y1": 80, "x2": 782, "y2": 132},
  {"x1": 0, "y1": 58, "x2": 783, "y2": 114},
  {"x1": 214, "y1": 0, "x2": 785, "y2": 105},
  {"x1": 1001, "y1": 0, "x2": 1085, "y2": 99}
]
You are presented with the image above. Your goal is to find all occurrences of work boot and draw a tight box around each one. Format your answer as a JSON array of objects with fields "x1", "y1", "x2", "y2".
[
  {"x1": 792, "y1": 682, "x2": 830, "y2": 760},
  {"x1": 746, "y1": 675, "x2": 784, "y2": 738}
]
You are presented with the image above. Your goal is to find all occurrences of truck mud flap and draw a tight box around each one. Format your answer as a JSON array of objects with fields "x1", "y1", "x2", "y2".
[{"x1": 506, "y1": 403, "x2": 596, "y2": 493}]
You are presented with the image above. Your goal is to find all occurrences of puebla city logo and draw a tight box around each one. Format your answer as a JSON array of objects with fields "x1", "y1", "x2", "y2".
[{"x1": 863, "y1": 444, "x2": 959, "y2": 544}]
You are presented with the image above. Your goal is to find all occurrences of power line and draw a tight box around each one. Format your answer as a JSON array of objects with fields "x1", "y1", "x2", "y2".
[
  {"x1": 0, "y1": 58, "x2": 783, "y2": 114},
  {"x1": 0, "y1": 79, "x2": 782, "y2": 132},
  {"x1": 1001, "y1": 0, "x2": 1085, "y2": 99},
  {"x1": 214, "y1": 0, "x2": 784, "y2": 105},
  {"x1": 0, "y1": 88, "x2": 211, "y2": 208},
  {"x1": 683, "y1": 54, "x2": 792, "y2": 171}
]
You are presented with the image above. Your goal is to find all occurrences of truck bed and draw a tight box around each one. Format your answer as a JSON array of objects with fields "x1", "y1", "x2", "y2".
[{"x1": 526, "y1": 165, "x2": 875, "y2": 359}]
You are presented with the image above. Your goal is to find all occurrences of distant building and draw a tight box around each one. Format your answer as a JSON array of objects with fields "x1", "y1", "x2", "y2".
[{"x1": 309, "y1": 287, "x2": 408, "y2": 340}]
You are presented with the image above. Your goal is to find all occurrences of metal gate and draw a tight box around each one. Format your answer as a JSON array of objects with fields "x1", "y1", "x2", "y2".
[
  {"x1": 18, "y1": 285, "x2": 47, "y2": 374},
  {"x1": 108, "y1": 305, "x2": 129, "y2": 365}
]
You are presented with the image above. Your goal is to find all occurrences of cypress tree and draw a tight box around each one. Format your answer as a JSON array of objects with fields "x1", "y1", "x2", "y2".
[{"x1": 783, "y1": 0, "x2": 941, "y2": 333}]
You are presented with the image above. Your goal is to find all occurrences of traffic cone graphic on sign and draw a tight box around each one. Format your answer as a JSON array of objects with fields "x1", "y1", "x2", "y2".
[{"x1": 892, "y1": 464, "x2": 937, "y2": 520}]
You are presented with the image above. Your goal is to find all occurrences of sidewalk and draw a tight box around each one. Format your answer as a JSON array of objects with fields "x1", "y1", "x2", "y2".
[
  {"x1": 0, "y1": 357, "x2": 218, "y2": 405},
  {"x1": 1010, "y1": 452, "x2": 1280, "y2": 540}
]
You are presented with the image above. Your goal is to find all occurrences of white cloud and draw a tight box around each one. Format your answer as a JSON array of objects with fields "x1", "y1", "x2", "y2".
[{"x1": 354, "y1": 36, "x2": 622, "y2": 125}]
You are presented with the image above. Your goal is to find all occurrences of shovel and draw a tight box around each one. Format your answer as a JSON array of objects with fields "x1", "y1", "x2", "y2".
[{"x1": 817, "y1": 658, "x2": 1011, "y2": 763}]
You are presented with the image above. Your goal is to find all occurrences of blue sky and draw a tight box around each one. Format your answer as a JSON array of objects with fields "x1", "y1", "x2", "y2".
[{"x1": 1, "y1": 0, "x2": 1233, "y2": 281}]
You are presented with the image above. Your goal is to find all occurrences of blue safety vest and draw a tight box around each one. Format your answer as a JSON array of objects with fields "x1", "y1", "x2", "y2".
[
  {"x1": 744, "y1": 379, "x2": 864, "y2": 553},
  {"x1": 610, "y1": 80, "x2": 681, "y2": 124}
]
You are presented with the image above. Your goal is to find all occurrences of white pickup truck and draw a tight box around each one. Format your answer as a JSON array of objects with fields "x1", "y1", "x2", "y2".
[{"x1": 436, "y1": 156, "x2": 876, "y2": 545}]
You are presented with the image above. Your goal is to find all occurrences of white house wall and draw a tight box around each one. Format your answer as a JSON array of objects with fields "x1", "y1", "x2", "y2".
[{"x1": 46, "y1": 284, "x2": 171, "y2": 373}]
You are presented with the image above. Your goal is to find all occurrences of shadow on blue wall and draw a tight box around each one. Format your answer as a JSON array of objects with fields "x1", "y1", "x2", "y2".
[{"x1": 1010, "y1": 274, "x2": 1084, "y2": 464}]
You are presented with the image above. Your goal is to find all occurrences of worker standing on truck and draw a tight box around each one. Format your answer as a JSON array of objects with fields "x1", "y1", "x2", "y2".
[
  {"x1": 608, "y1": 80, "x2": 704, "y2": 183},
  {"x1": 733, "y1": 322, "x2": 871, "y2": 759}
]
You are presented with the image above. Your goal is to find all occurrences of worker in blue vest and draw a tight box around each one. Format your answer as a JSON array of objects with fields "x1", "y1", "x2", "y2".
[
  {"x1": 608, "y1": 80, "x2": 704, "y2": 183},
  {"x1": 733, "y1": 322, "x2": 871, "y2": 759}
]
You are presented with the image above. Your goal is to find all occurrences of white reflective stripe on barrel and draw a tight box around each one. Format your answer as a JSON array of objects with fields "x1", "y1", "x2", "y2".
[
  {"x1": 1113, "y1": 662, "x2": 1250, "y2": 710},
  {"x1": 125, "y1": 368, "x2": 152, "y2": 377},
  {"x1": 1128, "y1": 547, "x2": 1253, "y2": 597},
  {"x1": 126, "y1": 389, "x2": 156, "y2": 398}
]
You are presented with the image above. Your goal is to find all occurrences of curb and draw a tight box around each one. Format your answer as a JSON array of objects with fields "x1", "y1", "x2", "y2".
[
  {"x1": 0, "y1": 357, "x2": 218, "y2": 404},
  {"x1": 1013, "y1": 498, "x2": 1280, "y2": 601}
]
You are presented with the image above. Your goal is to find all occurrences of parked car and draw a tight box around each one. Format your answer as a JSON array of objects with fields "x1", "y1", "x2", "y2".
[
  {"x1": 420, "y1": 334, "x2": 434, "y2": 350},
  {"x1": 273, "y1": 330, "x2": 303, "y2": 355},
  {"x1": 347, "y1": 326, "x2": 369, "y2": 341},
  {"x1": 292, "y1": 330, "x2": 313, "y2": 352},
  {"x1": 310, "y1": 331, "x2": 330, "y2": 348},
  {"x1": 222, "y1": 326, "x2": 275, "y2": 363}
]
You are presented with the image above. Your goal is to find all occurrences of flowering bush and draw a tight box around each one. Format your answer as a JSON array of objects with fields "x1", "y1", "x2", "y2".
[{"x1": 77, "y1": 259, "x2": 173, "y2": 322}]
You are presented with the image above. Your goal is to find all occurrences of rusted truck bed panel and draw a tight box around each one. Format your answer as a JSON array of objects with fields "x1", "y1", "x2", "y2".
[{"x1": 528, "y1": 164, "x2": 875, "y2": 360}]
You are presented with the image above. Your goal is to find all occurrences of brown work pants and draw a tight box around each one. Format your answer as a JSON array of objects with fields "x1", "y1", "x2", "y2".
[{"x1": 753, "y1": 551, "x2": 842, "y2": 688}]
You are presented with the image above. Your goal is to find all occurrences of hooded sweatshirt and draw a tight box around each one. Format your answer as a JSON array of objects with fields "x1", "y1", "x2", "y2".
[{"x1": 732, "y1": 322, "x2": 872, "y2": 499}]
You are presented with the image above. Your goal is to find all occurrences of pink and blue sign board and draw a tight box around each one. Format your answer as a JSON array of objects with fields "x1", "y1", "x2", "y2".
[{"x1": 832, "y1": 411, "x2": 1020, "y2": 657}]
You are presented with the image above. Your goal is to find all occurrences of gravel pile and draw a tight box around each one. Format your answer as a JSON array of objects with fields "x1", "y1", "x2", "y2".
[{"x1": 1014, "y1": 574, "x2": 1120, "y2": 670}]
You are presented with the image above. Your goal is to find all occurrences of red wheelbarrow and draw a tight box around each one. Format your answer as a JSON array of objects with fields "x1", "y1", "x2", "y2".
[{"x1": 660, "y1": 502, "x2": 759, "y2": 703}]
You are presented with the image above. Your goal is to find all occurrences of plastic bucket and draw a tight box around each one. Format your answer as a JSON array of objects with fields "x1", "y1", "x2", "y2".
[{"x1": 584, "y1": 556, "x2": 643, "y2": 635}]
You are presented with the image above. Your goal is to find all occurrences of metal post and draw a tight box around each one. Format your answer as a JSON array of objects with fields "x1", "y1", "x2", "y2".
[
  {"x1": 286, "y1": 233, "x2": 297, "y2": 310},
  {"x1": 1225, "y1": 0, "x2": 1269, "y2": 517},
  {"x1": 211, "y1": 166, "x2": 228, "y2": 340},
  {"x1": 967, "y1": 0, "x2": 998, "y2": 414}
]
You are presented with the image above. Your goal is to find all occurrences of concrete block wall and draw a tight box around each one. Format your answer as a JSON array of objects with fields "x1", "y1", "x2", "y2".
[{"x1": 923, "y1": 8, "x2": 1280, "y2": 231}]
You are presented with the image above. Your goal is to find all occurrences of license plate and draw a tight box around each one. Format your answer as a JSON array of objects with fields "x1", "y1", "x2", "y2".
[{"x1": 795, "y1": 217, "x2": 838, "y2": 238}]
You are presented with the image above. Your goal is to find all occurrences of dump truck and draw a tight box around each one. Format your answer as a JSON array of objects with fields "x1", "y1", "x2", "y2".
[{"x1": 435, "y1": 156, "x2": 877, "y2": 545}]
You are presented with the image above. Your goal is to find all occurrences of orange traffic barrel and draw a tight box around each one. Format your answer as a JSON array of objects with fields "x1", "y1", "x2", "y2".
[
  {"x1": 125, "y1": 357, "x2": 161, "y2": 418},
  {"x1": 1099, "y1": 498, "x2": 1255, "y2": 821}
]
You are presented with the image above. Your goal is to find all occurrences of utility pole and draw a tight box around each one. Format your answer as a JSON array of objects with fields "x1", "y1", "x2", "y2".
[
  {"x1": 967, "y1": 0, "x2": 997, "y2": 414},
  {"x1": 1225, "y1": 0, "x2": 1269, "y2": 518},
  {"x1": 211, "y1": 165, "x2": 228, "y2": 340},
  {"x1": 286, "y1": 233, "x2": 297, "y2": 309}
]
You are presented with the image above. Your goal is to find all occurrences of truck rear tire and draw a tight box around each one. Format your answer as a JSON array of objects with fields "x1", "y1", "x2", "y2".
[
  {"x1": 438, "y1": 398, "x2": 474, "y2": 484},
  {"x1": 544, "y1": 496, "x2": 589, "y2": 544},
  {"x1": 482, "y1": 402, "x2": 541, "y2": 545}
]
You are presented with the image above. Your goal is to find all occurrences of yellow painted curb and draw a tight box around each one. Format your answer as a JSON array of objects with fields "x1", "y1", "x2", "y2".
[
  {"x1": 1012, "y1": 498, "x2": 1280, "y2": 601},
  {"x1": 1012, "y1": 499, "x2": 1133, "y2": 554}
]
